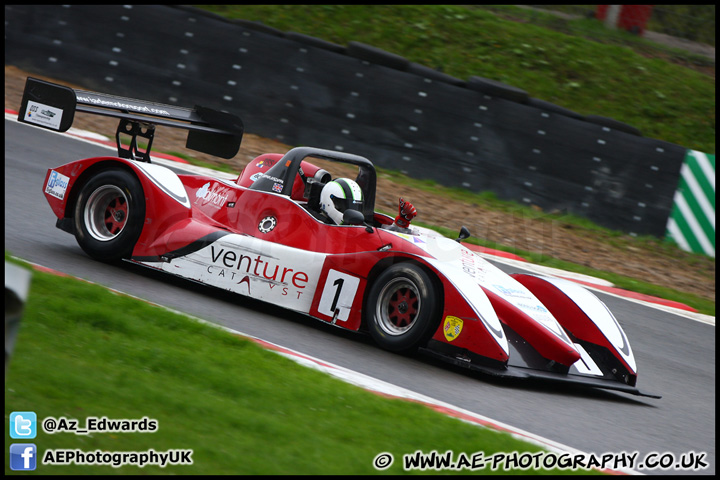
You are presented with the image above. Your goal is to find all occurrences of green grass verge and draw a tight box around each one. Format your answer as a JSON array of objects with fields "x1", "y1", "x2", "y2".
[{"x1": 5, "y1": 258, "x2": 600, "y2": 475}]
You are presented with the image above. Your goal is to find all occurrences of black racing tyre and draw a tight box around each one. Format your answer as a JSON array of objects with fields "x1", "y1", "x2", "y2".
[
  {"x1": 73, "y1": 169, "x2": 145, "y2": 261},
  {"x1": 365, "y1": 263, "x2": 441, "y2": 353}
]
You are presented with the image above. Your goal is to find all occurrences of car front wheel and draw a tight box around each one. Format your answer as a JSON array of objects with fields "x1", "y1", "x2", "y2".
[{"x1": 366, "y1": 262, "x2": 441, "y2": 353}]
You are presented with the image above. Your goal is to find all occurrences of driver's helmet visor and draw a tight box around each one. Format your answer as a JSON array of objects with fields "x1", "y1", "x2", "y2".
[{"x1": 331, "y1": 194, "x2": 362, "y2": 212}]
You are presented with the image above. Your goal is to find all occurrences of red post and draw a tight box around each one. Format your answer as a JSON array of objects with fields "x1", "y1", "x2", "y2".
[{"x1": 596, "y1": 5, "x2": 654, "y2": 35}]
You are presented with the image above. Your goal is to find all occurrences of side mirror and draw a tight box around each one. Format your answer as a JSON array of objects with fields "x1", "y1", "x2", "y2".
[
  {"x1": 455, "y1": 226, "x2": 471, "y2": 242},
  {"x1": 343, "y1": 209, "x2": 373, "y2": 232},
  {"x1": 343, "y1": 209, "x2": 365, "y2": 226}
]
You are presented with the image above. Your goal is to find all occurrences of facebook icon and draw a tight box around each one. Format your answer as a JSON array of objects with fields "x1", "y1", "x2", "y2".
[{"x1": 10, "y1": 444, "x2": 37, "y2": 471}]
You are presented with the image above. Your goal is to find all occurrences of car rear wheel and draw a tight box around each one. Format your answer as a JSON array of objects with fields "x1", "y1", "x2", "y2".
[
  {"x1": 73, "y1": 169, "x2": 145, "y2": 261},
  {"x1": 366, "y1": 263, "x2": 441, "y2": 353}
]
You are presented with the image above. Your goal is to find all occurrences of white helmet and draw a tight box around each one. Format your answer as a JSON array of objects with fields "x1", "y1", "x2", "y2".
[{"x1": 319, "y1": 178, "x2": 364, "y2": 224}]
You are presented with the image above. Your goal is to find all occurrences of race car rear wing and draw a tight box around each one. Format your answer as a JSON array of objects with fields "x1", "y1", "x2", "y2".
[{"x1": 17, "y1": 77, "x2": 243, "y2": 161}]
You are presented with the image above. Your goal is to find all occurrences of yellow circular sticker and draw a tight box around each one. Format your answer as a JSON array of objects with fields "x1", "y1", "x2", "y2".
[{"x1": 443, "y1": 316, "x2": 463, "y2": 342}]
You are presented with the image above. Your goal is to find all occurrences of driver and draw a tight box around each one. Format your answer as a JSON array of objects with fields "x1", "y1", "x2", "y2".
[
  {"x1": 319, "y1": 178, "x2": 418, "y2": 231},
  {"x1": 319, "y1": 178, "x2": 364, "y2": 225}
]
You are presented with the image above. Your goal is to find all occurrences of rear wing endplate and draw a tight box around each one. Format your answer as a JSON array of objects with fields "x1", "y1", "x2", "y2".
[{"x1": 17, "y1": 77, "x2": 243, "y2": 161}]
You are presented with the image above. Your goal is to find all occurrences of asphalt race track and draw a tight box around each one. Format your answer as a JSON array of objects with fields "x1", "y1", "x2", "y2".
[{"x1": 4, "y1": 117, "x2": 715, "y2": 475}]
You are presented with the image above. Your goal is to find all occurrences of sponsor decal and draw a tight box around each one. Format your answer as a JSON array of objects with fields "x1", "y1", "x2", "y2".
[
  {"x1": 393, "y1": 232, "x2": 426, "y2": 244},
  {"x1": 492, "y1": 284, "x2": 531, "y2": 298},
  {"x1": 75, "y1": 95, "x2": 171, "y2": 116},
  {"x1": 255, "y1": 159, "x2": 275, "y2": 168},
  {"x1": 258, "y1": 216, "x2": 277, "y2": 234},
  {"x1": 237, "y1": 275, "x2": 251, "y2": 294},
  {"x1": 206, "y1": 245, "x2": 309, "y2": 300},
  {"x1": 258, "y1": 174, "x2": 284, "y2": 184},
  {"x1": 45, "y1": 170, "x2": 70, "y2": 200},
  {"x1": 155, "y1": 234, "x2": 325, "y2": 314},
  {"x1": 443, "y1": 316, "x2": 463, "y2": 342},
  {"x1": 455, "y1": 248, "x2": 490, "y2": 283},
  {"x1": 460, "y1": 248, "x2": 477, "y2": 278},
  {"x1": 194, "y1": 182, "x2": 229, "y2": 208},
  {"x1": 25, "y1": 101, "x2": 63, "y2": 130},
  {"x1": 516, "y1": 302, "x2": 550, "y2": 314}
]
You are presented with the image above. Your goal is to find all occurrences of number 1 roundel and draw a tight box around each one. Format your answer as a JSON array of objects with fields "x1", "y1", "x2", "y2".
[{"x1": 317, "y1": 270, "x2": 360, "y2": 322}]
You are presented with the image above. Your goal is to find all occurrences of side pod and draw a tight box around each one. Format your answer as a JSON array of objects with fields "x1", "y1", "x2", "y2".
[{"x1": 511, "y1": 274, "x2": 637, "y2": 386}]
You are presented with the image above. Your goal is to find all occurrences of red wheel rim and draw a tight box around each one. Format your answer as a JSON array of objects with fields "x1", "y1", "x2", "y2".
[
  {"x1": 375, "y1": 278, "x2": 422, "y2": 336},
  {"x1": 387, "y1": 287, "x2": 419, "y2": 328},
  {"x1": 84, "y1": 185, "x2": 130, "y2": 242}
]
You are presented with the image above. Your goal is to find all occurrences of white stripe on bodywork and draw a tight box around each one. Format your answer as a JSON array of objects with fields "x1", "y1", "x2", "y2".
[
  {"x1": 133, "y1": 160, "x2": 191, "y2": 208},
  {"x1": 571, "y1": 343, "x2": 604, "y2": 376}
]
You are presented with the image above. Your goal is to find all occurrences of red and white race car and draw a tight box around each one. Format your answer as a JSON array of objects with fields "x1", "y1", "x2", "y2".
[{"x1": 22, "y1": 77, "x2": 658, "y2": 398}]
